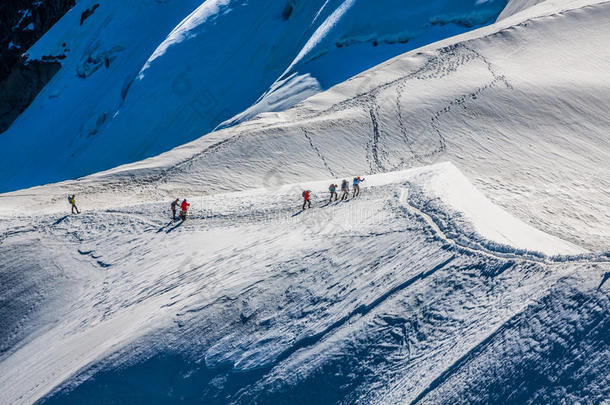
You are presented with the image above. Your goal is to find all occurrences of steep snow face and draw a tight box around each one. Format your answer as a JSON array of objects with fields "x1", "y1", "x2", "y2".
[
  {"x1": 0, "y1": 0, "x2": 204, "y2": 190},
  {"x1": 0, "y1": 0, "x2": 508, "y2": 192},
  {"x1": 228, "y1": 0, "x2": 510, "y2": 125}
]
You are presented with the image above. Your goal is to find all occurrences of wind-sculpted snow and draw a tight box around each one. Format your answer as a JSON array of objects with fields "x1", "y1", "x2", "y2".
[
  {"x1": 0, "y1": 164, "x2": 608, "y2": 404},
  {"x1": 411, "y1": 283, "x2": 609, "y2": 404}
]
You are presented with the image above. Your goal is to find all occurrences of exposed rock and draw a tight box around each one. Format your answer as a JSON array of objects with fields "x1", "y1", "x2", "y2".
[
  {"x1": 0, "y1": 0, "x2": 75, "y2": 81},
  {"x1": 0, "y1": 0, "x2": 74, "y2": 133},
  {"x1": 80, "y1": 3, "x2": 99, "y2": 25},
  {"x1": 282, "y1": 0, "x2": 296, "y2": 20},
  {"x1": 0, "y1": 59, "x2": 61, "y2": 133}
]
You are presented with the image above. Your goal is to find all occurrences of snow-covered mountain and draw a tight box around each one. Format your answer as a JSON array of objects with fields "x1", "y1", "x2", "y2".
[
  {"x1": 0, "y1": 0, "x2": 609, "y2": 403},
  {"x1": 0, "y1": 0, "x2": 509, "y2": 192},
  {"x1": 0, "y1": 0, "x2": 75, "y2": 133}
]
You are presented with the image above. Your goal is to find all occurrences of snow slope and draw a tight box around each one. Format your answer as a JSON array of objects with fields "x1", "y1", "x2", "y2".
[
  {"x1": 0, "y1": 163, "x2": 606, "y2": 404},
  {"x1": 3, "y1": 0, "x2": 605, "y2": 249},
  {"x1": 0, "y1": 0, "x2": 609, "y2": 403},
  {"x1": 0, "y1": 0, "x2": 509, "y2": 192}
]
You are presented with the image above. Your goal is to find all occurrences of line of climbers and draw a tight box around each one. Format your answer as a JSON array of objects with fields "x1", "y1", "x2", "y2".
[
  {"x1": 67, "y1": 194, "x2": 191, "y2": 222},
  {"x1": 68, "y1": 177, "x2": 364, "y2": 219},
  {"x1": 302, "y1": 176, "x2": 365, "y2": 210}
]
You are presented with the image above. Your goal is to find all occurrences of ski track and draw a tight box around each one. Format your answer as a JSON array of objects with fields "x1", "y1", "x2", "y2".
[
  {"x1": 64, "y1": 41, "x2": 489, "y2": 195},
  {"x1": 174, "y1": 42, "x2": 508, "y2": 183},
  {"x1": 302, "y1": 128, "x2": 336, "y2": 177}
]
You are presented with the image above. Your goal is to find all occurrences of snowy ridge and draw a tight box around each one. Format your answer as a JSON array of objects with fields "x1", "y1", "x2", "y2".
[
  {"x1": 3, "y1": 0, "x2": 606, "y2": 249},
  {"x1": 0, "y1": 0, "x2": 609, "y2": 402}
]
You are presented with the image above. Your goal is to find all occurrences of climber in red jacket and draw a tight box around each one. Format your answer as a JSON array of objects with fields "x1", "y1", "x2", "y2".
[
  {"x1": 302, "y1": 190, "x2": 311, "y2": 210},
  {"x1": 180, "y1": 199, "x2": 190, "y2": 221}
]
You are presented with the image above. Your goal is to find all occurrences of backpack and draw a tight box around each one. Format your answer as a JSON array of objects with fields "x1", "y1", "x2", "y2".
[{"x1": 68, "y1": 195, "x2": 73, "y2": 204}]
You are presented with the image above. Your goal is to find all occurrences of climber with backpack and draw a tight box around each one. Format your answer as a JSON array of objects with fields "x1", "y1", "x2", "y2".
[
  {"x1": 68, "y1": 194, "x2": 80, "y2": 214},
  {"x1": 170, "y1": 198, "x2": 180, "y2": 220},
  {"x1": 328, "y1": 183, "x2": 338, "y2": 202},
  {"x1": 352, "y1": 176, "x2": 365, "y2": 197},
  {"x1": 180, "y1": 199, "x2": 190, "y2": 221},
  {"x1": 302, "y1": 190, "x2": 312, "y2": 210},
  {"x1": 340, "y1": 179, "x2": 349, "y2": 201},
  {"x1": 340, "y1": 179, "x2": 350, "y2": 200}
]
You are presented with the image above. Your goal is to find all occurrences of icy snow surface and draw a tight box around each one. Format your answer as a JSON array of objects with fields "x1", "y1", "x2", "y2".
[
  {"x1": 1, "y1": 163, "x2": 607, "y2": 404},
  {"x1": 0, "y1": 0, "x2": 609, "y2": 403}
]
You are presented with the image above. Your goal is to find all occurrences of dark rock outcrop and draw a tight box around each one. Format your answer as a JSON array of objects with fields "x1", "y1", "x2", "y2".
[
  {"x1": 0, "y1": 0, "x2": 75, "y2": 133},
  {"x1": 0, "y1": 59, "x2": 62, "y2": 132},
  {"x1": 282, "y1": 0, "x2": 296, "y2": 20},
  {"x1": 80, "y1": 3, "x2": 99, "y2": 25}
]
